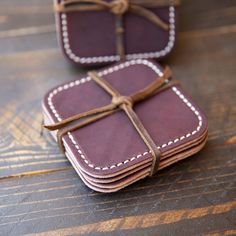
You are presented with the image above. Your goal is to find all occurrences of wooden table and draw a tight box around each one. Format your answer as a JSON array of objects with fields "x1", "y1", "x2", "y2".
[{"x1": 0, "y1": 0, "x2": 235, "y2": 235}]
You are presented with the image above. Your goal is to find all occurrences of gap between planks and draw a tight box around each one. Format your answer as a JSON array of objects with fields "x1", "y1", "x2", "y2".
[
  {"x1": 0, "y1": 167, "x2": 72, "y2": 181},
  {"x1": 0, "y1": 23, "x2": 236, "y2": 40}
]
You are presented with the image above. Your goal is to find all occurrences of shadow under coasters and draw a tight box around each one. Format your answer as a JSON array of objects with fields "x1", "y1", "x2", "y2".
[
  {"x1": 43, "y1": 59, "x2": 208, "y2": 192},
  {"x1": 54, "y1": 0, "x2": 180, "y2": 66}
]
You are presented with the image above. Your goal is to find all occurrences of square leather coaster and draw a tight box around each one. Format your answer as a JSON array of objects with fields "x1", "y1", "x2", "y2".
[{"x1": 43, "y1": 59, "x2": 208, "y2": 192}]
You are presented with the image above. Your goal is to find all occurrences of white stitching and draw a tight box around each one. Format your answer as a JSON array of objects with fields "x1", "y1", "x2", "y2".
[
  {"x1": 47, "y1": 59, "x2": 203, "y2": 170},
  {"x1": 60, "y1": 5, "x2": 175, "y2": 64}
]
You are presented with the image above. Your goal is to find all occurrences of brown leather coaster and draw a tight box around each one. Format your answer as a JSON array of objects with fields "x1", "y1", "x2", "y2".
[{"x1": 43, "y1": 59, "x2": 208, "y2": 192}]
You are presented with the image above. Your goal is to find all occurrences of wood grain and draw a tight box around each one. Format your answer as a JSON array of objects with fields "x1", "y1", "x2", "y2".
[
  {"x1": 24, "y1": 201, "x2": 236, "y2": 235},
  {"x1": 0, "y1": 0, "x2": 235, "y2": 235}
]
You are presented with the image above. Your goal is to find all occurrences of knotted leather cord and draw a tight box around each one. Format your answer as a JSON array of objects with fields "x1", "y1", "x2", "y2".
[
  {"x1": 45, "y1": 66, "x2": 180, "y2": 176},
  {"x1": 54, "y1": 0, "x2": 180, "y2": 60}
]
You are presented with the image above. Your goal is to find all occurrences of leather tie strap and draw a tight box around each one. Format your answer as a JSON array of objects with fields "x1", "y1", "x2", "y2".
[
  {"x1": 45, "y1": 66, "x2": 178, "y2": 176},
  {"x1": 54, "y1": 0, "x2": 180, "y2": 60}
]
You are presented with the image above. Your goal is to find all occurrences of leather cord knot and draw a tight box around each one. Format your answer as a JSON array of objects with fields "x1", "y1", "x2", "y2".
[
  {"x1": 112, "y1": 95, "x2": 133, "y2": 107},
  {"x1": 110, "y1": 0, "x2": 129, "y2": 15}
]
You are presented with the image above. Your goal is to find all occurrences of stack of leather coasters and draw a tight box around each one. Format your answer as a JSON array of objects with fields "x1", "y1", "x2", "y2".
[
  {"x1": 54, "y1": 0, "x2": 180, "y2": 66},
  {"x1": 43, "y1": 59, "x2": 208, "y2": 192}
]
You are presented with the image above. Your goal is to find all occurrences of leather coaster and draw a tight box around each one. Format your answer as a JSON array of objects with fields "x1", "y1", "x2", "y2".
[{"x1": 43, "y1": 59, "x2": 208, "y2": 192}]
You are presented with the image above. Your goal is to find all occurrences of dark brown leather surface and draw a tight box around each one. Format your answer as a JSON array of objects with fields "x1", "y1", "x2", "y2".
[
  {"x1": 43, "y1": 59, "x2": 208, "y2": 192},
  {"x1": 55, "y1": 0, "x2": 178, "y2": 66}
]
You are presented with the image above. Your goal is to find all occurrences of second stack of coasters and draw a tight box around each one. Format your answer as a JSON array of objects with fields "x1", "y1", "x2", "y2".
[{"x1": 54, "y1": 0, "x2": 180, "y2": 66}]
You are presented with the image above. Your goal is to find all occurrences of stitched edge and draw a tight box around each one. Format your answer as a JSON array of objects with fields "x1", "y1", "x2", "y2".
[
  {"x1": 47, "y1": 59, "x2": 203, "y2": 170},
  {"x1": 60, "y1": 5, "x2": 175, "y2": 64}
]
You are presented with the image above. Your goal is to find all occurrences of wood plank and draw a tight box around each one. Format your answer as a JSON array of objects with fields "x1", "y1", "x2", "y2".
[
  {"x1": 0, "y1": 0, "x2": 235, "y2": 33},
  {"x1": 0, "y1": 0, "x2": 236, "y2": 55},
  {"x1": 24, "y1": 201, "x2": 236, "y2": 235}
]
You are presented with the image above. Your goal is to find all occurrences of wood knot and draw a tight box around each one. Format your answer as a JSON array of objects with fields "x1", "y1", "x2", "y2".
[
  {"x1": 110, "y1": 0, "x2": 129, "y2": 15},
  {"x1": 112, "y1": 96, "x2": 133, "y2": 107}
]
